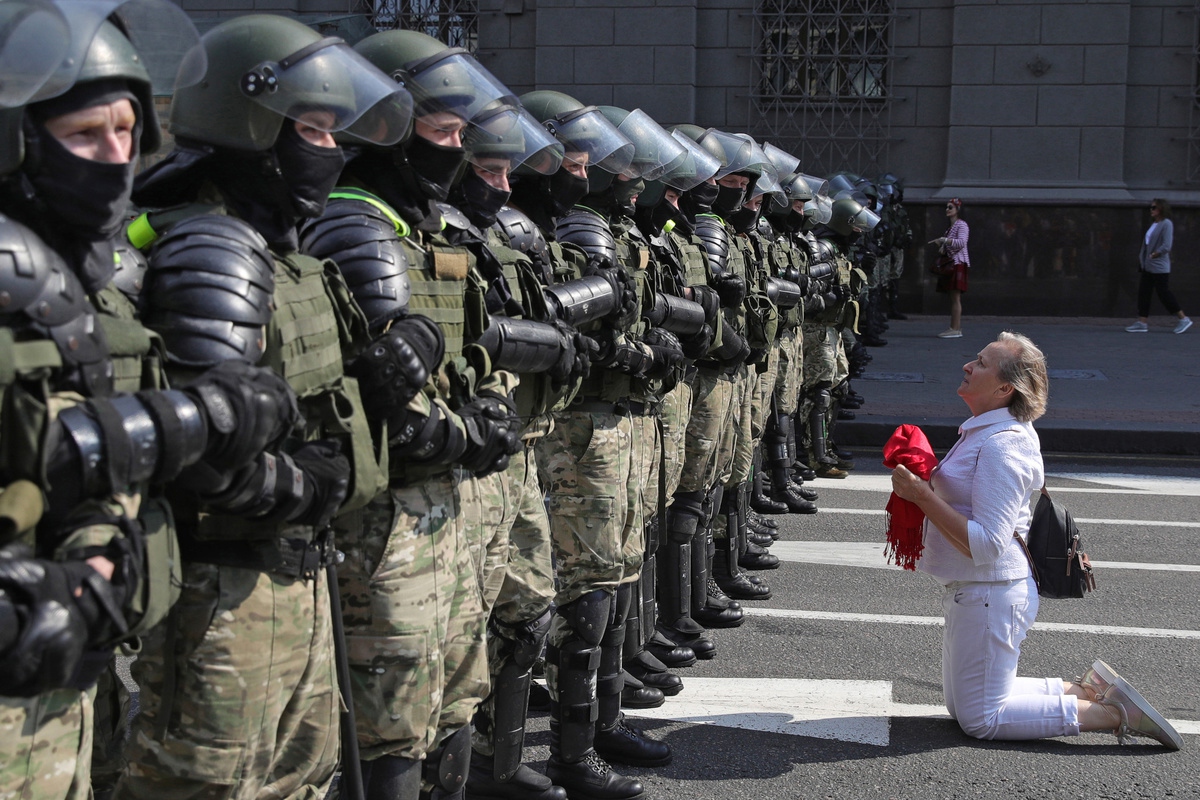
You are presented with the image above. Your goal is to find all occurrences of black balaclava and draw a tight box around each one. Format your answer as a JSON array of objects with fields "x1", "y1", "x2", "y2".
[
  {"x1": 713, "y1": 182, "x2": 746, "y2": 217},
  {"x1": 508, "y1": 165, "x2": 589, "y2": 236},
  {"x1": 549, "y1": 167, "x2": 590, "y2": 215},
  {"x1": 453, "y1": 166, "x2": 510, "y2": 229},
  {"x1": 679, "y1": 180, "x2": 718, "y2": 223},
  {"x1": 209, "y1": 121, "x2": 345, "y2": 251},
  {"x1": 611, "y1": 177, "x2": 645, "y2": 219},
  {"x1": 728, "y1": 203, "x2": 759, "y2": 234},
  {"x1": 15, "y1": 79, "x2": 142, "y2": 290},
  {"x1": 405, "y1": 133, "x2": 466, "y2": 202}
]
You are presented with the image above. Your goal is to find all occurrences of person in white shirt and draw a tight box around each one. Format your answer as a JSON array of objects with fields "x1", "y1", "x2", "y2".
[{"x1": 890, "y1": 332, "x2": 1181, "y2": 748}]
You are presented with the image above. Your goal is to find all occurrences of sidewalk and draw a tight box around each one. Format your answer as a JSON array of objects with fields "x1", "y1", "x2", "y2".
[{"x1": 836, "y1": 314, "x2": 1200, "y2": 456}]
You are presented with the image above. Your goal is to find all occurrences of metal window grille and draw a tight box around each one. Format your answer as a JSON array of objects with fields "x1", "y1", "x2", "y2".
[
  {"x1": 750, "y1": 0, "x2": 896, "y2": 176},
  {"x1": 356, "y1": 0, "x2": 479, "y2": 52},
  {"x1": 1188, "y1": 0, "x2": 1200, "y2": 183}
]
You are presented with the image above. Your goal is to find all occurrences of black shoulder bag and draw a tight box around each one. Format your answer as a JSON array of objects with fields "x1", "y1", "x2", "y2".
[{"x1": 1015, "y1": 487, "x2": 1096, "y2": 599}]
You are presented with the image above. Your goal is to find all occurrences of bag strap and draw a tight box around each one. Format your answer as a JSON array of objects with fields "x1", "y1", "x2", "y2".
[{"x1": 1013, "y1": 531, "x2": 1041, "y2": 591}]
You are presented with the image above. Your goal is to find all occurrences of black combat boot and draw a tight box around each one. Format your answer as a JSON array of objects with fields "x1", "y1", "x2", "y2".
[
  {"x1": 466, "y1": 752, "x2": 567, "y2": 800},
  {"x1": 655, "y1": 490, "x2": 716, "y2": 658}
]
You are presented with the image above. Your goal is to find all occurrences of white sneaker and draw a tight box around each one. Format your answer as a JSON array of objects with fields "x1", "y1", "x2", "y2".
[
  {"x1": 1125, "y1": 321, "x2": 1148, "y2": 333},
  {"x1": 1174, "y1": 317, "x2": 1192, "y2": 334},
  {"x1": 936, "y1": 329, "x2": 962, "y2": 339},
  {"x1": 1090, "y1": 660, "x2": 1183, "y2": 750}
]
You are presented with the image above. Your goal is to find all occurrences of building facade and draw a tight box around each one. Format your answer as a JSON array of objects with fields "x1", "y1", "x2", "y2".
[{"x1": 174, "y1": 0, "x2": 1200, "y2": 316}]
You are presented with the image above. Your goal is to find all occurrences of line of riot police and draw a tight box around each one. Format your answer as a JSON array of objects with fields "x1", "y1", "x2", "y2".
[{"x1": 0, "y1": 5, "x2": 911, "y2": 800}]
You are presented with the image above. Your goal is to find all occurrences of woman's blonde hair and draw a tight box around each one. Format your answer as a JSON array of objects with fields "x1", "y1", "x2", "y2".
[{"x1": 995, "y1": 331, "x2": 1048, "y2": 422}]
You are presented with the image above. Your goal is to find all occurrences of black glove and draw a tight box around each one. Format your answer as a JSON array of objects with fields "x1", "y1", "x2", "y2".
[
  {"x1": 548, "y1": 320, "x2": 593, "y2": 390},
  {"x1": 641, "y1": 328, "x2": 686, "y2": 380},
  {"x1": 183, "y1": 361, "x2": 301, "y2": 470},
  {"x1": 0, "y1": 547, "x2": 125, "y2": 696},
  {"x1": 458, "y1": 390, "x2": 522, "y2": 477},
  {"x1": 795, "y1": 274, "x2": 811, "y2": 296},
  {"x1": 346, "y1": 315, "x2": 445, "y2": 417},
  {"x1": 679, "y1": 323, "x2": 714, "y2": 360},
  {"x1": 586, "y1": 327, "x2": 653, "y2": 375},
  {"x1": 288, "y1": 441, "x2": 351, "y2": 528},
  {"x1": 584, "y1": 255, "x2": 639, "y2": 328},
  {"x1": 835, "y1": 284, "x2": 852, "y2": 303},
  {"x1": 712, "y1": 273, "x2": 747, "y2": 308}
]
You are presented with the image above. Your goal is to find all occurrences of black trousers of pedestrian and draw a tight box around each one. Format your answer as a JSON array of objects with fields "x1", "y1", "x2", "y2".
[{"x1": 1137, "y1": 270, "x2": 1182, "y2": 317}]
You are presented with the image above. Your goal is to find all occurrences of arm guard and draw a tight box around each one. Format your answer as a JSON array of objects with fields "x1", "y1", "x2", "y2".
[
  {"x1": 644, "y1": 292, "x2": 707, "y2": 337},
  {"x1": 142, "y1": 215, "x2": 276, "y2": 367},
  {"x1": 712, "y1": 318, "x2": 750, "y2": 366},
  {"x1": 542, "y1": 275, "x2": 619, "y2": 327},
  {"x1": 299, "y1": 198, "x2": 411, "y2": 334},
  {"x1": 474, "y1": 316, "x2": 571, "y2": 375},
  {"x1": 765, "y1": 277, "x2": 802, "y2": 309}
]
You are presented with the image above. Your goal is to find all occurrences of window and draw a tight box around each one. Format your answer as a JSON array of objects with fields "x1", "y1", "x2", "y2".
[
  {"x1": 751, "y1": 0, "x2": 895, "y2": 175},
  {"x1": 367, "y1": 0, "x2": 479, "y2": 52}
]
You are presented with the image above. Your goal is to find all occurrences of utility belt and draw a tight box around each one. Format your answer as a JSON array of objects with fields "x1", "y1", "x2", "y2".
[
  {"x1": 568, "y1": 398, "x2": 652, "y2": 416},
  {"x1": 696, "y1": 358, "x2": 741, "y2": 377},
  {"x1": 180, "y1": 528, "x2": 336, "y2": 580}
]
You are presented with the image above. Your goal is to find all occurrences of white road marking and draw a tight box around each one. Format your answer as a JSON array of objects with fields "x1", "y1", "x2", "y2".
[
  {"x1": 624, "y1": 677, "x2": 1199, "y2": 743},
  {"x1": 811, "y1": 507, "x2": 1200, "y2": 528},
  {"x1": 771, "y1": 541, "x2": 1200, "y2": 572},
  {"x1": 824, "y1": 472, "x2": 1200, "y2": 497},
  {"x1": 745, "y1": 607, "x2": 1200, "y2": 640}
]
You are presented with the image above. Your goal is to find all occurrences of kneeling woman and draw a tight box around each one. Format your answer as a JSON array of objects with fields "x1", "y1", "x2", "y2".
[{"x1": 890, "y1": 332, "x2": 1180, "y2": 748}]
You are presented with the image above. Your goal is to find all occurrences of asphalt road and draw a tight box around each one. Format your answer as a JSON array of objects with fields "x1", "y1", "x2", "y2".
[{"x1": 520, "y1": 452, "x2": 1200, "y2": 800}]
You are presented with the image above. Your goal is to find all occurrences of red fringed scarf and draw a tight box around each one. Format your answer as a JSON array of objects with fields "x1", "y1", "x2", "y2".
[{"x1": 882, "y1": 424, "x2": 939, "y2": 570}]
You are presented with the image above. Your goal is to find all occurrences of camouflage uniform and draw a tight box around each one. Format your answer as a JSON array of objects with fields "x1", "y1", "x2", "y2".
[{"x1": 118, "y1": 208, "x2": 382, "y2": 800}]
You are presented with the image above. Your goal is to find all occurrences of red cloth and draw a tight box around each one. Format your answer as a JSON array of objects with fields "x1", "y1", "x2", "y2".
[{"x1": 882, "y1": 425, "x2": 940, "y2": 570}]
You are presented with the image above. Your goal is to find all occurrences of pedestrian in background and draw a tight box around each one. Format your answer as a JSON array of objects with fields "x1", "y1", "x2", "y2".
[
  {"x1": 1126, "y1": 198, "x2": 1191, "y2": 334},
  {"x1": 932, "y1": 198, "x2": 969, "y2": 339}
]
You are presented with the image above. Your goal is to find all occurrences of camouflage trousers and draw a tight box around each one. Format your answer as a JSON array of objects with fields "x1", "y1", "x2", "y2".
[
  {"x1": 799, "y1": 323, "x2": 839, "y2": 458},
  {"x1": 467, "y1": 445, "x2": 556, "y2": 758},
  {"x1": 868, "y1": 255, "x2": 887, "y2": 290},
  {"x1": 116, "y1": 563, "x2": 339, "y2": 800},
  {"x1": 887, "y1": 248, "x2": 906, "y2": 280},
  {"x1": 333, "y1": 475, "x2": 488, "y2": 763},
  {"x1": 675, "y1": 367, "x2": 735, "y2": 495},
  {"x1": 721, "y1": 364, "x2": 756, "y2": 488},
  {"x1": 658, "y1": 381, "x2": 693, "y2": 500},
  {"x1": 625, "y1": 408, "x2": 661, "y2": 577},
  {"x1": 0, "y1": 689, "x2": 92, "y2": 800},
  {"x1": 836, "y1": 327, "x2": 851, "y2": 385},
  {"x1": 774, "y1": 329, "x2": 803, "y2": 417},
  {"x1": 537, "y1": 409, "x2": 634, "y2": 607},
  {"x1": 752, "y1": 343, "x2": 782, "y2": 440}
]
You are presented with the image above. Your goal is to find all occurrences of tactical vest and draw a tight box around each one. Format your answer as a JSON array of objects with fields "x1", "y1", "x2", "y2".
[
  {"x1": 740, "y1": 230, "x2": 779, "y2": 349},
  {"x1": 666, "y1": 226, "x2": 709, "y2": 289},
  {"x1": 769, "y1": 236, "x2": 803, "y2": 331}
]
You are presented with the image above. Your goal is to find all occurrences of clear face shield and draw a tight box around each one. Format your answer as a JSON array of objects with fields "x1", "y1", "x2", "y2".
[
  {"x1": 749, "y1": 164, "x2": 782, "y2": 201},
  {"x1": 612, "y1": 108, "x2": 688, "y2": 181},
  {"x1": 659, "y1": 130, "x2": 721, "y2": 191},
  {"x1": 826, "y1": 173, "x2": 859, "y2": 196},
  {"x1": 763, "y1": 142, "x2": 800, "y2": 178},
  {"x1": 465, "y1": 105, "x2": 564, "y2": 176},
  {"x1": 543, "y1": 105, "x2": 634, "y2": 175},
  {"x1": 33, "y1": 0, "x2": 207, "y2": 101},
  {"x1": 0, "y1": 0, "x2": 69, "y2": 107},
  {"x1": 806, "y1": 194, "x2": 833, "y2": 225},
  {"x1": 703, "y1": 129, "x2": 763, "y2": 178},
  {"x1": 239, "y1": 38, "x2": 414, "y2": 146},
  {"x1": 396, "y1": 48, "x2": 517, "y2": 130},
  {"x1": 799, "y1": 172, "x2": 829, "y2": 198},
  {"x1": 767, "y1": 172, "x2": 812, "y2": 215}
]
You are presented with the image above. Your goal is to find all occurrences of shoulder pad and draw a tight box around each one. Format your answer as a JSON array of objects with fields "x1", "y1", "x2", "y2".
[
  {"x1": 111, "y1": 235, "x2": 149, "y2": 302},
  {"x1": 300, "y1": 198, "x2": 410, "y2": 333},
  {"x1": 555, "y1": 209, "x2": 616, "y2": 264},
  {"x1": 0, "y1": 214, "x2": 112, "y2": 395},
  {"x1": 434, "y1": 202, "x2": 472, "y2": 234},
  {"x1": 810, "y1": 237, "x2": 837, "y2": 266},
  {"x1": 494, "y1": 206, "x2": 549, "y2": 264},
  {"x1": 756, "y1": 217, "x2": 774, "y2": 240},
  {"x1": 144, "y1": 214, "x2": 275, "y2": 367},
  {"x1": 693, "y1": 215, "x2": 729, "y2": 276}
]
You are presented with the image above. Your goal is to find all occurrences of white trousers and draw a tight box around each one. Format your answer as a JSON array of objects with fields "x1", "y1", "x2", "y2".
[{"x1": 942, "y1": 576, "x2": 1080, "y2": 740}]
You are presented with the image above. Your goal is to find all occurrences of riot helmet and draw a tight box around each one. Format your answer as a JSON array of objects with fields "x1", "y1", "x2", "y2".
[
  {"x1": 0, "y1": 0, "x2": 69, "y2": 108},
  {"x1": 762, "y1": 142, "x2": 800, "y2": 179},
  {"x1": 520, "y1": 90, "x2": 634, "y2": 175},
  {"x1": 458, "y1": 104, "x2": 563, "y2": 227},
  {"x1": 829, "y1": 193, "x2": 880, "y2": 236},
  {"x1": 597, "y1": 106, "x2": 687, "y2": 183},
  {"x1": 171, "y1": 15, "x2": 413, "y2": 152}
]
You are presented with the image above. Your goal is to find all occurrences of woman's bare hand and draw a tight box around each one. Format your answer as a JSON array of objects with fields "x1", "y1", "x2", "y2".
[{"x1": 891, "y1": 464, "x2": 930, "y2": 503}]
